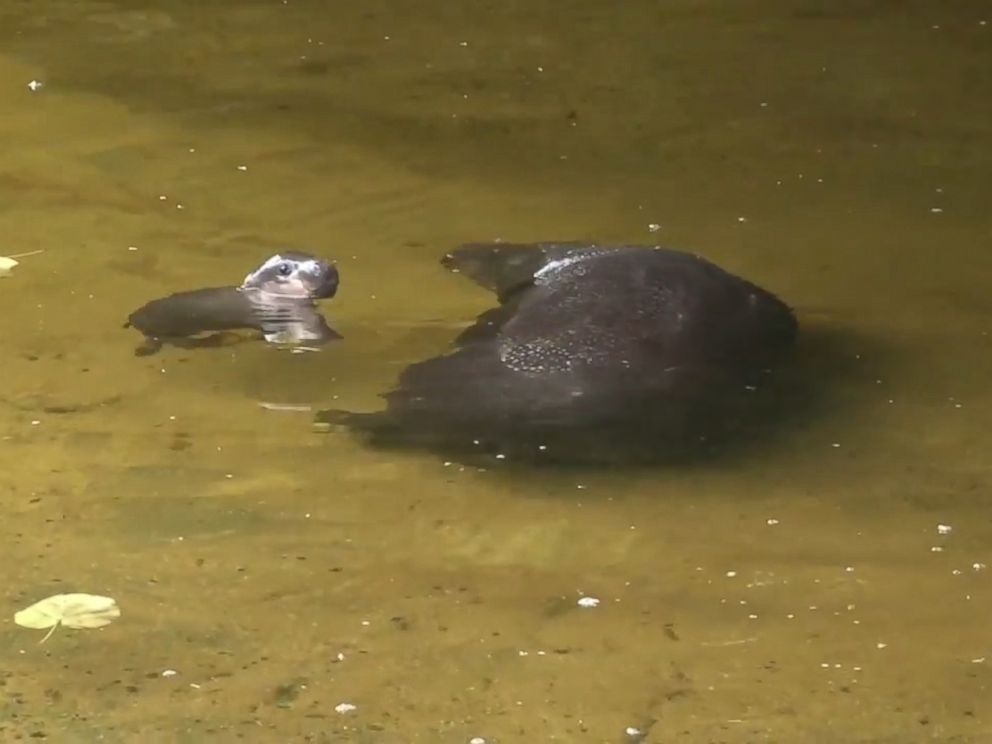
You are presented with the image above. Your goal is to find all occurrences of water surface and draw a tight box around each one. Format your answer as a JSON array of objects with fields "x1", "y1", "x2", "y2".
[{"x1": 0, "y1": 1, "x2": 991, "y2": 741}]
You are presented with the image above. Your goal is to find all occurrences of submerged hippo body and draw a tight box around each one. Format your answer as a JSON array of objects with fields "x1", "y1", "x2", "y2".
[
  {"x1": 125, "y1": 252, "x2": 340, "y2": 355},
  {"x1": 319, "y1": 242, "x2": 799, "y2": 465}
]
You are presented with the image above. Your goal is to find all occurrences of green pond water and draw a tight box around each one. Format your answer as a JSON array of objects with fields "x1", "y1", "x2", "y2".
[{"x1": 0, "y1": 1, "x2": 991, "y2": 741}]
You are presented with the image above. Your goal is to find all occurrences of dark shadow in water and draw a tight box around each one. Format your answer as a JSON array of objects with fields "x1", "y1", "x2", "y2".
[{"x1": 318, "y1": 321, "x2": 885, "y2": 474}]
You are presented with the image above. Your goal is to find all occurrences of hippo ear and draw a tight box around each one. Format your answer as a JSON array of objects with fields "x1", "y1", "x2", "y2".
[{"x1": 440, "y1": 241, "x2": 594, "y2": 301}]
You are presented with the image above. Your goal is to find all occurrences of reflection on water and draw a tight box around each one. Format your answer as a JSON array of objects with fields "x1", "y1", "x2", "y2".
[{"x1": 0, "y1": 1, "x2": 990, "y2": 740}]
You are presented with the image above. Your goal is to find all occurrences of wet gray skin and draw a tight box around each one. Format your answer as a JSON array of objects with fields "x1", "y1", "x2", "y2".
[
  {"x1": 125, "y1": 251, "x2": 340, "y2": 355},
  {"x1": 318, "y1": 241, "x2": 798, "y2": 466}
]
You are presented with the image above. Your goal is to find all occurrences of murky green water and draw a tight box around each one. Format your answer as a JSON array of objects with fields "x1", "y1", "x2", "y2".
[{"x1": 0, "y1": 1, "x2": 990, "y2": 741}]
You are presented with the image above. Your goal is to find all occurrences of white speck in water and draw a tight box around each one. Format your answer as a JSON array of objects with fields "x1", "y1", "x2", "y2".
[
  {"x1": 931, "y1": 546, "x2": 943, "y2": 552},
  {"x1": 737, "y1": 216, "x2": 747, "y2": 223},
  {"x1": 930, "y1": 207, "x2": 943, "y2": 213},
  {"x1": 973, "y1": 563, "x2": 986, "y2": 571},
  {"x1": 30, "y1": 420, "x2": 40, "y2": 426},
  {"x1": 27, "y1": 80, "x2": 43, "y2": 91},
  {"x1": 128, "y1": 245, "x2": 138, "y2": 251},
  {"x1": 766, "y1": 518, "x2": 779, "y2": 526},
  {"x1": 952, "y1": 569, "x2": 962, "y2": 575},
  {"x1": 845, "y1": 566, "x2": 855, "y2": 572},
  {"x1": 648, "y1": 223, "x2": 661, "y2": 232},
  {"x1": 470, "y1": 738, "x2": 487, "y2": 744},
  {"x1": 459, "y1": 41, "x2": 468, "y2": 46},
  {"x1": 624, "y1": 728, "x2": 642, "y2": 737},
  {"x1": 334, "y1": 702, "x2": 357, "y2": 714},
  {"x1": 577, "y1": 596, "x2": 600, "y2": 608},
  {"x1": 831, "y1": 442, "x2": 841, "y2": 448},
  {"x1": 937, "y1": 524, "x2": 952, "y2": 535},
  {"x1": 159, "y1": 195, "x2": 167, "y2": 201},
  {"x1": 237, "y1": 165, "x2": 248, "y2": 171},
  {"x1": 748, "y1": 614, "x2": 758, "y2": 619},
  {"x1": 725, "y1": 570, "x2": 737, "y2": 578},
  {"x1": 361, "y1": 620, "x2": 370, "y2": 626},
  {"x1": 188, "y1": 148, "x2": 196, "y2": 153},
  {"x1": 876, "y1": 642, "x2": 887, "y2": 649},
  {"x1": 176, "y1": 203, "x2": 184, "y2": 210},
  {"x1": 759, "y1": 101, "x2": 768, "y2": 107},
  {"x1": 972, "y1": 657, "x2": 986, "y2": 664},
  {"x1": 786, "y1": 613, "x2": 795, "y2": 619},
  {"x1": 161, "y1": 669, "x2": 178, "y2": 678}
]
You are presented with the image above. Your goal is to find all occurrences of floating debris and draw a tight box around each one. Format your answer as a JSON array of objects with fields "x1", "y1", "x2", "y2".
[{"x1": 14, "y1": 593, "x2": 121, "y2": 643}]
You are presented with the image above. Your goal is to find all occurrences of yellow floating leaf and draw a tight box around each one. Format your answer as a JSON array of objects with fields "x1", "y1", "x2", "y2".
[
  {"x1": 14, "y1": 593, "x2": 121, "y2": 643},
  {"x1": 0, "y1": 250, "x2": 44, "y2": 277}
]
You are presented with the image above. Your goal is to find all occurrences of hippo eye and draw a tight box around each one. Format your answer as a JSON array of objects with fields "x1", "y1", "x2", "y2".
[{"x1": 277, "y1": 263, "x2": 292, "y2": 276}]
